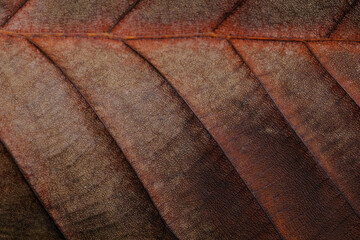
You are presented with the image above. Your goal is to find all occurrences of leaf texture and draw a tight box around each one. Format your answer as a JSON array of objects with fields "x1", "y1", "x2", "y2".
[
  {"x1": 0, "y1": 142, "x2": 63, "y2": 239},
  {"x1": 32, "y1": 37, "x2": 280, "y2": 240},
  {"x1": 0, "y1": 36, "x2": 169, "y2": 239},
  {"x1": 0, "y1": 0, "x2": 360, "y2": 239}
]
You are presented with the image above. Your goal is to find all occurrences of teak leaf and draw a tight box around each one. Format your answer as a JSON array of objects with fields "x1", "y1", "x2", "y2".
[{"x1": 0, "y1": 0, "x2": 360, "y2": 239}]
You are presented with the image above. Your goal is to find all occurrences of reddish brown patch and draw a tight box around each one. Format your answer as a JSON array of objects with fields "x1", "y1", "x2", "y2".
[
  {"x1": 309, "y1": 42, "x2": 360, "y2": 106},
  {"x1": 4, "y1": 0, "x2": 137, "y2": 32},
  {"x1": 34, "y1": 36, "x2": 282, "y2": 240},
  {"x1": 232, "y1": 39, "x2": 360, "y2": 216},
  {"x1": 216, "y1": 0, "x2": 352, "y2": 38},
  {"x1": 0, "y1": 35, "x2": 167, "y2": 239},
  {"x1": 332, "y1": 3, "x2": 360, "y2": 39},
  {"x1": 127, "y1": 37, "x2": 360, "y2": 239},
  {"x1": 111, "y1": 0, "x2": 238, "y2": 35}
]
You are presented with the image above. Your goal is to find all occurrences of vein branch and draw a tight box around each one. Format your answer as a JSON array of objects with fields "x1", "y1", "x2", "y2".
[
  {"x1": 107, "y1": 0, "x2": 141, "y2": 33},
  {"x1": 0, "y1": 0, "x2": 30, "y2": 28},
  {"x1": 304, "y1": 42, "x2": 360, "y2": 109},
  {"x1": 326, "y1": 0, "x2": 359, "y2": 38},
  {"x1": 227, "y1": 39, "x2": 360, "y2": 221},
  {"x1": 0, "y1": 138, "x2": 68, "y2": 239},
  {"x1": 303, "y1": 43, "x2": 360, "y2": 218},
  {"x1": 123, "y1": 39, "x2": 285, "y2": 240},
  {"x1": 212, "y1": 0, "x2": 246, "y2": 32}
]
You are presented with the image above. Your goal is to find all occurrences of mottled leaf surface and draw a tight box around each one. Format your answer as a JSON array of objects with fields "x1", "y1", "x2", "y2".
[
  {"x1": 33, "y1": 37, "x2": 280, "y2": 240},
  {"x1": 0, "y1": 0, "x2": 360, "y2": 239},
  {"x1": 0, "y1": 36, "x2": 168, "y2": 239},
  {"x1": 128, "y1": 38, "x2": 360, "y2": 239}
]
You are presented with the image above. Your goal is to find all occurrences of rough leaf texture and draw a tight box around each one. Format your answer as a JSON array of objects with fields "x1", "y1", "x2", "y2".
[{"x1": 0, "y1": 0, "x2": 359, "y2": 239}]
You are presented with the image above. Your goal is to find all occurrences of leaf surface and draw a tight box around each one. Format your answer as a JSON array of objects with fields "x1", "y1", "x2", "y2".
[
  {"x1": 0, "y1": 143, "x2": 63, "y2": 239},
  {"x1": 231, "y1": 39, "x2": 360, "y2": 213},
  {"x1": 126, "y1": 38, "x2": 360, "y2": 239},
  {"x1": 0, "y1": 36, "x2": 169, "y2": 239},
  {"x1": 0, "y1": 0, "x2": 360, "y2": 239},
  {"x1": 32, "y1": 37, "x2": 280, "y2": 240}
]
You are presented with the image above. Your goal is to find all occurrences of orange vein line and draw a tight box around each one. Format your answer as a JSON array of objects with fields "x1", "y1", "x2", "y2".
[{"x1": 1, "y1": 30, "x2": 360, "y2": 42}]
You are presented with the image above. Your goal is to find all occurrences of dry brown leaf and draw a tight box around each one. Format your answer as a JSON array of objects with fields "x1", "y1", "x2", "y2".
[{"x1": 1, "y1": 0, "x2": 360, "y2": 239}]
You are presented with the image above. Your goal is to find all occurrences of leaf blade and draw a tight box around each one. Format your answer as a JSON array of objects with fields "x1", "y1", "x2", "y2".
[
  {"x1": 33, "y1": 36, "x2": 283, "y2": 240},
  {"x1": 126, "y1": 37, "x2": 360, "y2": 239},
  {"x1": 0, "y1": 35, "x2": 167, "y2": 239}
]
